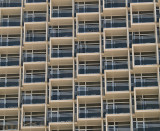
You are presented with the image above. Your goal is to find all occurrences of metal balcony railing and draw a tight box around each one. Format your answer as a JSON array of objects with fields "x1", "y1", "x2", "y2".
[
  {"x1": 23, "y1": 54, "x2": 46, "y2": 62},
  {"x1": 49, "y1": 29, "x2": 72, "y2": 37},
  {"x1": 133, "y1": 13, "x2": 154, "y2": 23},
  {"x1": 79, "y1": 108, "x2": 101, "y2": 118},
  {"x1": 106, "y1": 82, "x2": 129, "y2": 92},
  {"x1": 51, "y1": 91, "x2": 72, "y2": 100},
  {"x1": 49, "y1": 70, "x2": 73, "y2": 79},
  {"x1": 103, "y1": 19, "x2": 126, "y2": 28},
  {"x1": 77, "y1": 86, "x2": 100, "y2": 96},
  {"x1": 48, "y1": 112, "x2": 73, "y2": 122},
  {"x1": 0, "y1": 37, "x2": 20, "y2": 46},
  {"x1": 0, "y1": 99, "x2": 18, "y2": 108},
  {"x1": 0, "y1": 18, "x2": 20, "y2": 26},
  {"x1": 23, "y1": 116, "x2": 45, "y2": 126},
  {"x1": 0, "y1": 120, "x2": 18, "y2": 130},
  {"x1": 134, "y1": 56, "x2": 157, "y2": 65},
  {"x1": 24, "y1": 13, "x2": 46, "y2": 22},
  {"x1": 25, "y1": 34, "x2": 46, "y2": 42},
  {"x1": 24, "y1": 74, "x2": 45, "y2": 83},
  {"x1": 131, "y1": 0, "x2": 153, "y2": 3},
  {"x1": 103, "y1": 61, "x2": 128, "y2": 70},
  {"x1": 137, "y1": 100, "x2": 159, "y2": 110},
  {"x1": 0, "y1": 78, "x2": 19, "y2": 87},
  {"x1": 52, "y1": 10, "x2": 72, "y2": 17},
  {"x1": 133, "y1": 35, "x2": 155, "y2": 44},
  {"x1": 76, "y1": 44, "x2": 99, "y2": 53},
  {"x1": 22, "y1": 95, "x2": 45, "y2": 104},
  {"x1": 108, "y1": 126, "x2": 130, "y2": 131},
  {"x1": 78, "y1": 24, "x2": 99, "y2": 33},
  {"x1": 0, "y1": 58, "x2": 19, "y2": 66},
  {"x1": 26, "y1": 0, "x2": 46, "y2": 3},
  {"x1": 51, "y1": 50, "x2": 72, "y2": 58},
  {"x1": 75, "y1": 4, "x2": 99, "y2": 13},
  {"x1": 105, "y1": 0, "x2": 126, "y2": 8},
  {"x1": 105, "y1": 39, "x2": 127, "y2": 49},
  {"x1": 0, "y1": 0, "x2": 21, "y2": 7},
  {"x1": 78, "y1": 65, "x2": 100, "y2": 74}
]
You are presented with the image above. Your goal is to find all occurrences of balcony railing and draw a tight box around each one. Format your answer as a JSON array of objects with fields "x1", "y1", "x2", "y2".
[
  {"x1": 137, "y1": 100, "x2": 159, "y2": 110},
  {"x1": 78, "y1": 24, "x2": 99, "y2": 33},
  {"x1": 105, "y1": 39, "x2": 127, "y2": 49},
  {"x1": 51, "y1": 91, "x2": 72, "y2": 100},
  {"x1": 49, "y1": 70, "x2": 73, "y2": 79},
  {"x1": 77, "y1": 86, "x2": 100, "y2": 96},
  {"x1": 79, "y1": 108, "x2": 101, "y2": 118},
  {"x1": 133, "y1": 13, "x2": 154, "y2": 23},
  {"x1": 78, "y1": 65, "x2": 100, "y2": 74},
  {"x1": 0, "y1": 0, "x2": 21, "y2": 7},
  {"x1": 24, "y1": 74, "x2": 45, "y2": 83},
  {"x1": 25, "y1": 34, "x2": 46, "y2": 42},
  {"x1": 0, "y1": 99, "x2": 18, "y2": 108},
  {"x1": 105, "y1": 0, "x2": 126, "y2": 8},
  {"x1": 134, "y1": 56, "x2": 157, "y2": 65},
  {"x1": 106, "y1": 82, "x2": 129, "y2": 92},
  {"x1": 51, "y1": 50, "x2": 72, "y2": 58},
  {"x1": 77, "y1": 44, "x2": 99, "y2": 53},
  {"x1": 103, "y1": 61, "x2": 128, "y2": 70},
  {"x1": 103, "y1": 19, "x2": 126, "y2": 28},
  {"x1": 0, "y1": 58, "x2": 19, "y2": 66},
  {"x1": 24, "y1": 13, "x2": 46, "y2": 22},
  {"x1": 52, "y1": 10, "x2": 72, "y2": 17},
  {"x1": 26, "y1": 0, "x2": 46, "y2": 3},
  {"x1": 49, "y1": 29, "x2": 72, "y2": 37},
  {"x1": 23, "y1": 116, "x2": 44, "y2": 126},
  {"x1": 22, "y1": 95, "x2": 45, "y2": 104},
  {"x1": 49, "y1": 112, "x2": 73, "y2": 122},
  {"x1": 0, "y1": 120, "x2": 18, "y2": 130},
  {"x1": 0, "y1": 18, "x2": 20, "y2": 26},
  {"x1": 132, "y1": 79, "x2": 158, "y2": 88},
  {"x1": 75, "y1": 4, "x2": 99, "y2": 13},
  {"x1": 131, "y1": 0, "x2": 153, "y2": 3},
  {"x1": 23, "y1": 54, "x2": 46, "y2": 62},
  {"x1": 0, "y1": 37, "x2": 20, "y2": 46},
  {"x1": 133, "y1": 35, "x2": 155, "y2": 44},
  {"x1": 0, "y1": 78, "x2": 19, "y2": 87},
  {"x1": 108, "y1": 126, "x2": 130, "y2": 131}
]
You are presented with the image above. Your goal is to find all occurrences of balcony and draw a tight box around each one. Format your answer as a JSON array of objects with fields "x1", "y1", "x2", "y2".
[
  {"x1": 52, "y1": 7, "x2": 72, "y2": 18},
  {"x1": 26, "y1": 0, "x2": 46, "y2": 3},
  {"x1": 75, "y1": 41, "x2": 99, "y2": 54},
  {"x1": 76, "y1": 82, "x2": 101, "y2": 96},
  {"x1": 48, "y1": 108, "x2": 73, "y2": 123},
  {"x1": 0, "y1": 116, "x2": 18, "y2": 130},
  {"x1": 23, "y1": 50, "x2": 46, "y2": 62},
  {"x1": 75, "y1": 2, "x2": 99, "y2": 13},
  {"x1": 132, "y1": 12, "x2": 154, "y2": 23},
  {"x1": 104, "y1": 0, "x2": 126, "y2": 8},
  {"x1": 131, "y1": 73, "x2": 158, "y2": 90},
  {"x1": 102, "y1": 17, "x2": 126, "y2": 28},
  {"x1": 0, "y1": 0, "x2": 21, "y2": 7},
  {"x1": 106, "y1": 78, "x2": 129, "y2": 92},
  {"x1": 23, "y1": 112, "x2": 45, "y2": 127},
  {"x1": 105, "y1": 36, "x2": 127, "y2": 49},
  {"x1": 76, "y1": 126, "x2": 101, "y2": 131},
  {"x1": 0, "y1": 16, "x2": 20, "y2": 27},
  {"x1": 108, "y1": 122, "x2": 130, "y2": 131},
  {"x1": 0, "y1": 54, "x2": 19, "y2": 66},
  {"x1": 49, "y1": 26, "x2": 72, "y2": 38},
  {"x1": 0, "y1": 35, "x2": 20, "y2": 46},
  {"x1": 131, "y1": 0, "x2": 153, "y2": 3},
  {"x1": 22, "y1": 91, "x2": 45, "y2": 105},
  {"x1": 49, "y1": 65, "x2": 73, "y2": 79},
  {"x1": 134, "y1": 52, "x2": 157, "y2": 66},
  {"x1": 103, "y1": 99, "x2": 130, "y2": 115},
  {"x1": 78, "y1": 22, "x2": 99, "y2": 33},
  {"x1": 24, "y1": 70, "x2": 45, "y2": 83},
  {"x1": 25, "y1": 30, "x2": 46, "y2": 42},
  {"x1": 0, "y1": 94, "x2": 18, "y2": 108},
  {"x1": 24, "y1": 11, "x2": 46, "y2": 22},
  {"x1": 79, "y1": 104, "x2": 101, "y2": 119},
  {"x1": 51, "y1": 45, "x2": 72, "y2": 58},
  {"x1": 78, "y1": 61, "x2": 100, "y2": 74},
  {"x1": 103, "y1": 57, "x2": 128, "y2": 70},
  {"x1": 0, "y1": 74, "x2": 19, "y2": 87},
  {"x1": 132, "y1": 31, "x2": 155, "y2": 44},
  {"x1": 136, "y1": 95, "x2": 159, "y2": 110},
  {"x1": 51, "y1": 86, "x2": 72, "y2": 100}
]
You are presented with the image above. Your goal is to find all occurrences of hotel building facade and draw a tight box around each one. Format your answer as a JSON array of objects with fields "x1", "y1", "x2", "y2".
[{"x1": 0, "y1": 0, "x2": 160, "y2": 130}]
